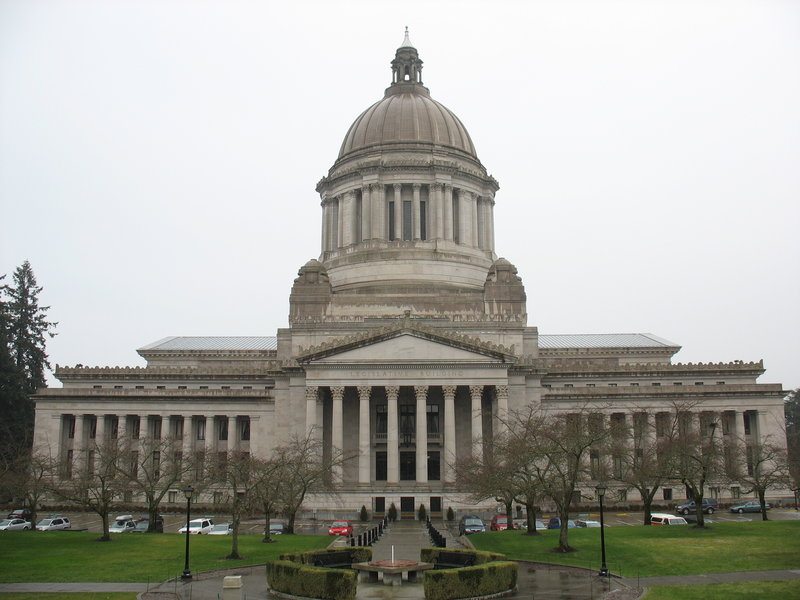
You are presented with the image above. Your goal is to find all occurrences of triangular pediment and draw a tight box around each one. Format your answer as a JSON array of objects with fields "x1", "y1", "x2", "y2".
[{"x1": 296, "y1": 323, "x2": 516, "y2": 365}]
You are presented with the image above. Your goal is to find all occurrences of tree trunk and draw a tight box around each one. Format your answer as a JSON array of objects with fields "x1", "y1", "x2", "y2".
[
  {"x1": 557, "y1": 506, "x2": 573, "y2": 552},
  {"x1": 262, "y1": 507, "x2": 272, "y2": 542},
  {"x1": 692, "y1": 489, "x2": 706, "y2": 528},
  {"x1": 758, "y1": 489, "x2": 769, "y2": 521},
  {"x1": 287, "y1": 511, "x2": 296, "y2": 535},
  {"x1": 98, "y1": 512, "x2": 111, "y2": 541},
  {"x1": 228, "y1": 513, "x2": 241, "y2": 559},
  {"x1": 525, "y1": 501, "x2": 540, "y2": 535},
  {"x1": 148, "y1": 499, "x2": 159, "y2": 533}
]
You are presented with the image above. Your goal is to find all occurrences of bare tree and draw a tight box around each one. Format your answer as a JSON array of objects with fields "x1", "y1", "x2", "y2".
[
  {"x1": 210, "y1": 452, "x2": 264, "y2": 559},
  {"x1": 114, "y1": 435, "x2": 194, "y2": 532},
  {"x1": 6, "y1": 446, "x2": 54, "y2": 525},
  {"x1": 252, "y1": 456, "x2": 283, "y2": 542},
  {"x1": 453, "y1": 433, "x2": 518, "y2": 523},
  {"x1": 726, "y1": 435, "x2": 788, "y2": 521},
  {"x1": 51, "y1": 440, "x2": 123, "y2": 541},
  {"x1": 664, "y1": 403, "x2": 724, "y2": 529}
]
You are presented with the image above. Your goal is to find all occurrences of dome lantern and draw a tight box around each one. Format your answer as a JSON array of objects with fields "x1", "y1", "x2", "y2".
[{"x1": 391, "y1": 27, "x2": 423, "y2": 85}]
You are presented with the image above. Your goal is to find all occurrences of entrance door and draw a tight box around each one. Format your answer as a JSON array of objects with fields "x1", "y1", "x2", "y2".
[
  {"x1": 400, "y1": 496, "x2": 415, "y2": 520},
  {"x1": 400, "y1": 451, "x2": 415, "y2": 480}
]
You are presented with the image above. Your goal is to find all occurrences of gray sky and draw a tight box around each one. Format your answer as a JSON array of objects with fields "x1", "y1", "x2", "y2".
[{"x1": 1, "y1": 0, "x2": 798, "y2": 390}]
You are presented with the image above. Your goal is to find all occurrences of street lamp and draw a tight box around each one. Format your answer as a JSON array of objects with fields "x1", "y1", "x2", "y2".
[
  {"x1": 181, "y1": 485, "x2": 194, "y2": 580},
  {"x1": 595, "y1": 484, "x2": 609, "y2": 577}
]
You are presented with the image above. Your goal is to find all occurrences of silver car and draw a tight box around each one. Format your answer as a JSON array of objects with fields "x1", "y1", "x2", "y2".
[
  {"x1": 35, "y1": 516, "x2": 71, "y2": 531},
  {"x1": 0, "y1": 518, "x2": 32, "y2": 531}
]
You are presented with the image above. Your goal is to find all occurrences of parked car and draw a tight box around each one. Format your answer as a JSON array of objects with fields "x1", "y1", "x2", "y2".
[
  {"x1": 177, "y1": 518, "x2": 214, "y2": 534},
  {"x1": 0, "y1": 518, "x2": 32, "y2": 531},
  {"x1": 269, "y1": 521, "x2": 288, "y2": 535},
  {"x1": 729, "y1": 501, "x2": 770, "y2": 513},
  {"x1": 575, "y1": 519, "x2": 602, "y2": 528},
  {"x1": 35, "y1": 516, "x2": 71, "y2": 531},
  {"x1": 109, "y1": 515, "x2": 137, "y2": 534},
  {"x1": 650, "y1": 513, "x2": 688, "y2": 525},
  {"x1": 547, "y1": 517, "x2": 578, "y2": 529},
  {"x1": 458, "y1": 516, "x2": 486, "y2": 535},
  {"x1": 328, "y1": 520, "x2": 353, "y2": 536},
  {"x1": 132, "y1": 516, "x2": 164, "y2": 533},
  {"x1": 675, "y1": 498, "x2": 718, "y2": 515},
  {"x1": 208, "y1": 522, "x2": 233, "y2": 536},
  {"x1": 489, "y1": 514, "x2": 509, "y2": 531},
  {"x1": 7, "y1": 509, "x2": 32, "y2": 521}
]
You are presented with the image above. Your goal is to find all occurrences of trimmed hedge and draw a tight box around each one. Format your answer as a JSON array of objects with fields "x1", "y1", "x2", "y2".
[
  {"x1": 423, "y1": 561, "x2": 518, "y2": 600},
  {"x1": 420, "y1": 547, "x2": 506, "y2": 565},
  {"x1": 266, "y1": 560, "x2": 356, "y2": 600},
  {"x1": 279, "y1": 546, "x2": 372, "y2": 565}
]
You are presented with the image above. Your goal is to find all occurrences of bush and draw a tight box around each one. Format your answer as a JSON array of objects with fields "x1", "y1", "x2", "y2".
[
  {"x1": 423, "y1": 561, "x2": 518, "y2": 600},
  {"x1": 266, "y1": 560, "x2": 356, "y2": 600},
  {"x1": 418, "y1": 503, "x2": 427, "y2": 521},
  {"x1": 446, "y1": 506, "x2": 455, "y2": 521},
  {"x1": 420, "y1": 548, "x2": 506, "y2": 565},
  {"x1": 388, "y1": 502, "x2": 398, "y2": 521},
  {"x1": 280, "y1": 547, "x2": 372, "y2": 565},
  {"x1": 360, "y1": 505, "x2": 369, "y2": 522}
]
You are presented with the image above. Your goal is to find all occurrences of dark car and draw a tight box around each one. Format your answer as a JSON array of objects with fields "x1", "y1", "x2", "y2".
[
  {"x1": 132, "y1": 516, "x2": 164, "y2": 533},
  {"x1": 676, "y1": 498, "x2": 718, "y2": 515},
  {"x1": 547, "y1": 517, "x2": 578, "y2": 529},
  {"x1": 7, "y1": 509, "x2": 32, "y2": 521},
  {"x1": 458, "y1": 516, "x2": 486, "y2": 535},
  {"x1": 729, "y1": 501, "x2": 770, "y2": 513}
]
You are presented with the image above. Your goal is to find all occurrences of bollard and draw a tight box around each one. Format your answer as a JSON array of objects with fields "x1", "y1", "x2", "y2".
[
  {"x1": 222, "y1": 575, "x2": 243, "y2": 600},
  {"x1": 350, "y1": 535, "x2": 355, "y2": 547}
]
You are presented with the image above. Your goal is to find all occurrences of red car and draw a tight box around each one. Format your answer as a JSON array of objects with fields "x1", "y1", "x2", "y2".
[
  {"x1": 328, "y1": 520, "x2": 353, "y2": 536},
  {"x1": 489, "y1": 514, "x2": 509, "y2": 531}
]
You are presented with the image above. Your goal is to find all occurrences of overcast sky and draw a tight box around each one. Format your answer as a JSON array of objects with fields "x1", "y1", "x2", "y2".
[{"x1": 1, "y1": 0, "x2": 798, "y2": 390}]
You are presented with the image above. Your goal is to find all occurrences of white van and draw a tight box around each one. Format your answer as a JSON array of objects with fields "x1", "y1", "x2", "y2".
[{"x1": 650, "y1": 513, "x2": 688, "y2": 526}]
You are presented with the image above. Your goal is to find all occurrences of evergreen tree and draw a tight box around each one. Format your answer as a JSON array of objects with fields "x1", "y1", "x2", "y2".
[{"x1": 0, "y1": 275, "x2": 28, "y2": 455}]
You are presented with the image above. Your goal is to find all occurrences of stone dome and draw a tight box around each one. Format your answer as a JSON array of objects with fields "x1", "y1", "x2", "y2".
[
  {"x1": 338, "y1": 88, "x2": 477, "y2": 160},
  {"x1": 337, "y1": 30, "x2": 478, "y2": 162}
]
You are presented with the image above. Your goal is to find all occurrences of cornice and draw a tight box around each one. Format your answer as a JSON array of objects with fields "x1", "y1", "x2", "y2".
[
  {"x1": 34, "y1": 388, "x2": 274, "y2": 400},
  {"x1": 55, "y1": 365, "x2": 279, "y2": 381},
  {"x1": 538, "y1": 360, "x2": 766, "y2": 378},
  {"x1": 541, "y1": 382, "x2": 784, "y2": 402}
]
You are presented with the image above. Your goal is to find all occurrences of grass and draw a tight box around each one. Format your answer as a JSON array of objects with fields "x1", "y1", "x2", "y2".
[
  {"x1": 0, "y1": 595, "x2": 137, "y2": 600},
  {"x1": 644, "y1": 581, "x2": 800, "y2": 599},
  {"x1": 469, "y1": 521, "x2": 800, "y2": 578},
  {"x1": 0, "y1": 531, "x2": 330, "y2": 583}
]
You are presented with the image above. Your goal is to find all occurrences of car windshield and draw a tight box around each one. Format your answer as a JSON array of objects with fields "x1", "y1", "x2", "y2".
[
  {"x1": 212, "y1": 524, "x2": 228, "y2": 531},
  {"x1": 0, "y1": 520, "x2": 11, "y2": 526},
  {"x1": 331, "y1": 521, "x2": 348, "y2": 527},
  {"x1": 38, "y1": 519, "x2": 53, "y2": 526},
  {"x1": 465, "y1": 518, "x2": 482, "y2": 526}
]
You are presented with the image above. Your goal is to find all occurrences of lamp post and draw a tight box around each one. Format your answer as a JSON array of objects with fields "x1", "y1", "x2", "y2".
[
  {"x1": 181, "y1": 485, "x2": 194, "y2": 580},
  {"x1": 595, "y1": 484, "x2": 608, "y2": 577}
]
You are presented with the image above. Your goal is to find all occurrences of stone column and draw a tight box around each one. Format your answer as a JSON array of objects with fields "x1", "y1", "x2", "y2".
[
  {"x1": 75, "y1": 415, "x2": 86, "y2": 456},
  {"x1": 358, "y1": 386, "x2": 372, "y2": 484},
  {"x1": 443, "y1": 385, "x2": 457, "y2": 483},
  {"x1": 305, "y1": 386, "x2": 318, "y2": 437},
  {"x1": 495, "y1": 385, "x2": 509, "y2": 434},
  {"x1": 227, "y1": 416, "x2": 238, "y2": 453},
  {"x1": 386, "y1": 386, "x2": 400, "y2": 483},
  {"x1": 342, "y1": 191, "x2": 356, "y2": 246},
  {"x1": 470, "y1": 385, "x2": 484, "y2": 461},
  {"x1": 95, "y1": 414, "x2": 106, "y2": 444},
  {"x1": 204, "y1": 415, "x2": 215, "y2": 455},
  {"x1": 458, "y1": 190, "x2": 470, "y2": 246},
  {"x1": 487, "y1": 198, "x2": 496, "y2": 252},
  {"x1": 414, "y1": 386, "x2": 428, "y2": 483},
  {"x1": 321, "y1": 200, "x2": 329, "y2": 252},
  {"x1": 336, "y1": 197, "x2": 344, "y2": 250},
  {"x1": 432, "y1": 183, "x2": 444, "y2": 239},
  {"x1": 443, "y1": 185, "x2": 453, "y2": 241},
  {"x1": 393, "y1": 184, "x2": 403, "y2": 241},
  {"x1": 182, "y1": 416, "x2": 192, "y2": 457},
  {"x1": 470, "y1": 191, "x2": 479, "y2": 247},
  {"x1": 361, "y1": 186, "x2": 371, "y2": 241},
  {"x1": 412, "y1": 184, "x2": 422, "y2": 240},
  {"x1": 331, "y1": 386, "x2": 344, "y2": 482},
  {"x1": 371, "y1": 184, "x2": 385, "y2": 240}
]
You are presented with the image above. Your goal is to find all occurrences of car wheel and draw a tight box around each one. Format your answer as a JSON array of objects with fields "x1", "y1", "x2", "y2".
[
  {"x1": 737, "y1": 508, "x2": 744, "y2": 514},
  {"x1": 707, "y1": 508, "x2": 714, "y2": 514}
]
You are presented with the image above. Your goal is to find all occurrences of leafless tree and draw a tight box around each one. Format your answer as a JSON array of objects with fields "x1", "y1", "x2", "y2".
[
  {"x1": 5, "y1": 446, "x2": 55, "y2": 525},
  {"x1": 252, "y1": 456, "x2": 284, "y2": 542},
  {"x1": 210, "y1": 451, "x2": 264, "y2": 559},
  {"x1": 726, "y1": 435, "x2": 788, "y2": 520}
]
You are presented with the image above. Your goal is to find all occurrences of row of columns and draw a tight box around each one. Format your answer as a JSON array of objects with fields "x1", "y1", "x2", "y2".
[
  {"x1": 321, "y1": 183, "x2": 495, "y2": 252},
  {"x1": 306, "y1": 384, "x2": 509, "y2": 485}
]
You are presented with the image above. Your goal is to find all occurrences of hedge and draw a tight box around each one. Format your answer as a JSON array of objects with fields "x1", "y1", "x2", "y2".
[
  {"x1": 279, "y1": 546, "x2": 372, "y2": 565},
  {"x1": 420, "y1": 547, "x2": 506, "y2": 565},
  {"x1": 266, "y1": 560, "x2": 356, "y2": 600},
  {"x1": 423, "y1": 561, "x2": 518, "y2": 600}
]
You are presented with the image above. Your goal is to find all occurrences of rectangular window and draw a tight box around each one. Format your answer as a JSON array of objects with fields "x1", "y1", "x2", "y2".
[
  {"x1": 428, "y1": 451, "x2": 441, "y2": 481},
  {"x1": 746, "y1": 445, "x2": 755, "y2": 475},
  {"x1": 168, "y1": 491, "x2": 178, "y2": 503},
  {"x1": 131, "y1": 417, "x2": 141, "y2": 440},
  {"x1": 420, "y1": 200, "x2": 427, "y2": 240},
  {"x1": 218, "y1": 418, "x2": 228, "y2": 441},
  {"x1": 376, "y1": 405, "x2": 387, "y2": 439},
  {"x1": 130, "y1": 451, "x2": 139, "y2": 478},
  {"x1": 87, "y1": 450, "x2": 95, "y2": 474},
  {"x1": 427, "y1": 404, "x2": 440, "y2": 437},
  {"x1": 694, "y1": 382, "x2": 704, "y2": 386},
  {"x1": 674, "y1": 382, "x2": 683, "y2": 386},
  {"x1": 66, "y1": 415, "x2": 75, "y2": 439},
  {"x1": 663, "y1": 488, "x2": 673, "y2": 501},
  {"x1": 587, "y1": 383, "x2": 595, "y2": 387},
  {"x1": 430, "y1": 496, "x2": 442, "y2": 515},
  {"x1": 655, "y1": 413, "x2": 668, "y2": 437},
  {"x1": 716, "y1": 381, "x2": 725, "y2": 385},
  {"x1": 88, "y1": 415, "x2": 97, "y2": 439},
  {"x1": 744, "y1": 412, "x2": 752, "y2": 435},
  {"x1": 399, "y1": 404, "x2": 415, "y2": 440},
  {"x1": 157, "y1": 385, "x2": 165, "y2": 390},
  {"x1": 152, "y1": 451, "x2": 160, "y2": 478},
  {"x1": 239, "y1": 417, "x2": 250, "y2": 441},
  {"x1": 631, "y1": 382, "x2": 639, "y2": 387},
  {"x1": 608, "y1": 383, "x2": 617, "y2": 387},
  {"x1": 374, "y1": 496, "x2": 386, "y2": 515},
  {"x1": 64, "y1": 449, "x2": 73, "y2": 479},
  {"x1": 355, "y1": 191, "x2": 362, "y2": 244},
  {"x1": 388, "y1": 201, "x2": 396, "y2": 240},
  {"x1": 731, "y1": 486, "x2": 741, "y2": 499},
  {"x1": 617, "y1": 489, "x2": 627, "y2": 502},
  {"x1": 109, "y1": 416, "x2": 119, "y2": 439},
  {"x1": 213, "y1": 491, "x2": 223, "y2": 505},
  {"x1": 651, "y1": 382, "x2": 661, "y2": 387},
  {"x1": 135, "y1": 385, "x2": 144, "y2": 390},
  {"x1": 114, "y1": 385, "x2": 123, "y2": 389},
  {"x1": 93, "y1": 385, "x2": 102, "y2": 389},
  {"x1": 196, "y1": 418, "x2": 206, "y2": 441},
  {"x1": 613, "y1": 455, "x2": 623, "y2": 479},
  {"x1": 178, "y1": 385, "x2": 187, "y2": 390},
  {"x1": 375, "y1": 451, "x2": 387, "y2": 481},
  {"x1": 172, "y1": 417, "x2": 184, "y2": 440},
  {"x1": 709, "y1": 486, "x2": 721, "y2": 499},
  {"x1": 590, "y1": 450, "x2": 600, "y2": 479},
  {"x1": 452, "y1": 194, "x2": 460, "y2": 243}
]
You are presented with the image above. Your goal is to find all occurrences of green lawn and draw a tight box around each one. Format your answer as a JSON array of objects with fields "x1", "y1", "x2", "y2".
[
  {"x1": 0, "y1": 532, "x2": 330, "y2": 583},
  {"x1": 469, "y1": 521, "x2": 800, "y2": 578},
  {"x1": 644, "y1": 581, "x2": 800, "y2": 599}
]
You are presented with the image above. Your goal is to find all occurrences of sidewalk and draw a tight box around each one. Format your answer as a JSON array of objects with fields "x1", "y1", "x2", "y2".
[{"x1": 621, "y1": 568, "x2": 800, "y2": 587}]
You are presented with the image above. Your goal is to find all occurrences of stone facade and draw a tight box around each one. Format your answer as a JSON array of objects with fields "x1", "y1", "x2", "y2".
[{"x1": 33, "y1": 33, "x2": 787, "y2": 517}]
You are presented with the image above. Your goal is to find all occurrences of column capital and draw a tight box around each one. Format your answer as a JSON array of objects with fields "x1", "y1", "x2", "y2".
[
  {"x1": 393, "y1": 183, "x2": 402, "y2": 192},
  {"x1": 469, "y1": 385, "x2": 484, "y2": 399},
  {"x1": 412, "y1": 183, "x2": 422, "y2": 190},
  {"x1": 386, "y1": 386, "x2": 399, "y2": 400},
  {"x1": 414, "y1": 385, "x2": 429, "y2": 401},
  {"x1": 442, "y1": 385, "x2": 457, "y2": 399},
  {"x1": 357, "y1": 386, "x2": 372, "y2": 400},
  {"x1": 431, "y1": 182, "x2": 444, "y2": 191},
  {"x1": 305, "y1": 386, "x2": 319, "y2": 401},
  {"x1": 495, "y1": 385, "x2": 509, "y2": 400},
  {"x1": 330, "y1": 386, "x2": 345, "y2": 400}
]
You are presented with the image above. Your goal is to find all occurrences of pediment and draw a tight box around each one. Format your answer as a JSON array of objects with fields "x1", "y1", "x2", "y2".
[{"x1": 296, "y1": 324, "x2": 516, "y2": 365}]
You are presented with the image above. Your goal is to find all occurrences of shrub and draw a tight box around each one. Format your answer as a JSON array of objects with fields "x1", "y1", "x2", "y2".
[
  {"x1": 388, "y1": 502, "x2": 398, "y2": 521},
  {"x1": 423, "y1": 561, "x2": 518, "y2": 600},
  {"x1": 280, "y1": 547, "x2": 372, "y2": 565},
  {"x1": 420, "y1": 548, "x2": 506, "y2": 565},
  {"x1": 418, "y1": 503, "x2": 427, "y2": 521},
  {"x1": 360, "y1": 505, "x2": 369, "y2": 522},
  {"x1": 266, "y1": 560, "x2": 356, "y2": 600},
  {"x1": 446, "y1": 506, "x2": 455, "y2": 521}
]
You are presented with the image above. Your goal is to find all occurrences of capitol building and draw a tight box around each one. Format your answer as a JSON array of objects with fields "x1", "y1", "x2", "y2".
[{"x1": 33, "y1": 33, "x2": 786, "y2": 517}]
